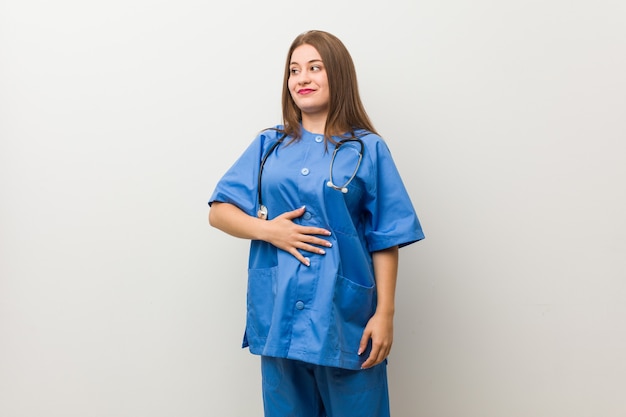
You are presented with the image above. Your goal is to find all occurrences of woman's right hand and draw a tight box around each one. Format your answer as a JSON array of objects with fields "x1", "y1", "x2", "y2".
[
  {"x1": 264, "y1": 206, "x2": 332, "y2": 266},
  {"x1": 209, "y1": 202, "x2": 332, "y2": 266}
]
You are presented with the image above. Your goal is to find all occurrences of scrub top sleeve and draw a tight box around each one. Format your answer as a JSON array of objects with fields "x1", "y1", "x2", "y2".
[
  {"x1": 363, "y1": 138, "x2": 425, "y2": 252},
  {"x1": 208, "y1": 130, "x2": 276, "y2": 217}
]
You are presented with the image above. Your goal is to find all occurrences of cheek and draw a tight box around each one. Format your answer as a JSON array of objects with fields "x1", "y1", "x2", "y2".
[
  {"x1": 287, "y1": 77, "x2": 297, "y2": 91},
  {"x1": 288, "y1": 87, "x2": 298, "y2": 102},
  {"x1": 318, "y1": 79, "x2": 330, "y2": 99},
  {"x1": 316, "y1": 76, "x2": 329, "y2": 93},
  {"x1": 289, "y1": 79, "x2": 303, "y2": 100}
]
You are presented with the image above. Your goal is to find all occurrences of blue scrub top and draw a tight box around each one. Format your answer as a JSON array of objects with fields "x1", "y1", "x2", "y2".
[{"x1": 209, "y1": 126, "x2": 424, "y2": 370}]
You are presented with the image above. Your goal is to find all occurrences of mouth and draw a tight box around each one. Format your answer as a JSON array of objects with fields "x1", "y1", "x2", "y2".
[{"x1": 297, "y1": 88, "x2": 315, "y2": 95}]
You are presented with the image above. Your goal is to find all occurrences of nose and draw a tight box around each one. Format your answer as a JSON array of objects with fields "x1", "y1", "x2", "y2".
[{"x1": 296, "y1": 69, "x2": 311, "y2": 85}]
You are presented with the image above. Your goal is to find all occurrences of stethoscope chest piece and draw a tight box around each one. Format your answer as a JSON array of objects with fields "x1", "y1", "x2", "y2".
[{"x1": 257, "y1": 205, "x2": 268, "y2": 220}]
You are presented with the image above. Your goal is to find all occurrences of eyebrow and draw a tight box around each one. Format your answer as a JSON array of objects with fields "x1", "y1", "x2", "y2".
[{"x1": 290, "y1": 59, "x2": 323, "y2": 65}]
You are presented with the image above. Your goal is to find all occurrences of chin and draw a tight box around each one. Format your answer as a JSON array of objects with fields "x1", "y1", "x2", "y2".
[{"x1": 298, "y1": 103, "x2": 328, "y2": 115}]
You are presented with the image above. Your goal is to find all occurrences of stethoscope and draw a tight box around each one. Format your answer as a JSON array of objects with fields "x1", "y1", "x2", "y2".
[{"x1": 257, "y1": 133, "x2": 364, "y2": 220}]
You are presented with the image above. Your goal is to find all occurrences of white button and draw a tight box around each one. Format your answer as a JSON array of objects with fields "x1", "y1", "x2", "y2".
[
  {"x1": 315, "y1": 136, "x2": 323, "y2": 143},
  {"x1": 301, "y1": 168, "x2": 309, "y2": 176},
  {"x1": 295, "y1": 301, "x2": 305, "y2": 310}
]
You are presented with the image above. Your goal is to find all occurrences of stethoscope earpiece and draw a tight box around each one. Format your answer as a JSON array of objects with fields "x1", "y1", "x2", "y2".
[{"x1": 326, "y1": 181, "x2": 349, "y2": 194}]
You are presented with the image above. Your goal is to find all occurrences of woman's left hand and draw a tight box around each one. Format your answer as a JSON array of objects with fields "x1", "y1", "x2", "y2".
[{"x1": 358, "y1": 311, "x2": 394, "y2": 369}]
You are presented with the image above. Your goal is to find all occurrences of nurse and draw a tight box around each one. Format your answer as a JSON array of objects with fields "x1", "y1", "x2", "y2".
[{"x1": 208, "y1": 30, "x2": 424, "y2": 417}]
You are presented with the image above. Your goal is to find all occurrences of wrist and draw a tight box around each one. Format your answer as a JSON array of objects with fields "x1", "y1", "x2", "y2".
[
  {"x1": 254, "y1": 217, "x2": 270, "y2": 242},
  {"x1": 375, "y1": 305, "x2": 395, "y2": 317}
]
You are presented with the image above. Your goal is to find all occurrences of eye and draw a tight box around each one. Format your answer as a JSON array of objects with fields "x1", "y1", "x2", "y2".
[
  {"x1": 290, "y1": 67, "x2": 300, "y2": 75},
  {"x1": 310, "y1": 65, "x2": 322, "y2": 72}
]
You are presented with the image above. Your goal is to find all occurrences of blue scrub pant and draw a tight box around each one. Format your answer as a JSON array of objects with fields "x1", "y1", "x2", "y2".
[{"x1": 261, "y1": 356, "x2": 391, "y2": 417}]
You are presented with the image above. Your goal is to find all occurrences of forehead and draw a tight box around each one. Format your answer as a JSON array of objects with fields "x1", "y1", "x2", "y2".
[{"x1": 290, "y1": 44, "x2": 322, "y2": 64}]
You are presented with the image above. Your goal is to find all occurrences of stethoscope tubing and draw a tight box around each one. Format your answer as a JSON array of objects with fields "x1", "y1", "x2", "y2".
[
  {"x1": 257, "y1": 132, "x2": 364, "y2": 220},
  {"x1": 257, "y1": 134, "x2": 287, "y2": 220},
  {"x1": 326, "y1": 138, "x2": 364, "y2": 194}
]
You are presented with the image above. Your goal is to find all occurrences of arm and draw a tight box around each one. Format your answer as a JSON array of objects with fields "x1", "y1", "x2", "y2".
[
  {"x1": 208, "y1": 202, "x2": 332, "y2": 266},
  {"x1": 358, "y1": 245, "x2": 399, "y2": 369}
]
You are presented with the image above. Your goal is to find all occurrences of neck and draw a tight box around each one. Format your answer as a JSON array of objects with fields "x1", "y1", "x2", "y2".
[{"x1": 301, "y1": 113, "x2": 327, "y2": 135}]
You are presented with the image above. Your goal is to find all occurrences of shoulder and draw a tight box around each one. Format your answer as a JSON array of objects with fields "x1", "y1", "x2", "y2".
[
  {"x1": 353, "y1": 131, "x2": 400, "y2": 172},
  {"x1": 351, "y1": 129, "x2": 387, "y2": 147},
  {"x1": 242, "y1": 126, "x2": 286, "y2": 152},
  {"x1": 357, "y1": 130, "x2": 385, "y2": 144},
  {"x1": 355, "y1": 130, "x2": 391, "y2": 155},
  {"x1": 259, "y1": 125, "x2": 285, "y2": 138},
  {"x1": 256, "y1": 125, "x2": 287, "y2": 145}
]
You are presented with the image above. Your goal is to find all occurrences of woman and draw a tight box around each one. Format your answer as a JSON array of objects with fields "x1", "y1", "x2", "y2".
[{"x1": 208, "y1": 30, "x2": 424, "y2": 417}]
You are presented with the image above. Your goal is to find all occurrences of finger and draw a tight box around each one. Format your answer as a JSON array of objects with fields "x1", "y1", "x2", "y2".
[
  {"x1": 281, "y1": 206, "x2": 306, "y2": 220},
  {"x1": 299, "y1": 243, "x2": 327, "y2": 256},
  {"x1": 289, "y1": 233, "x2": 329, "y2": 254},
  {"x1": 361, "y1": 342, "x2": 380, "y2": 369},
  {"x1": 361, "y1": 355, "x2": 376, "y2": 369},
  {"x1": 299, "y1": 226, "x2": 333, "y2": 238},
  {"x1": 361, "y1": 343, "x2": 388, "y2": 369},
  {"x1": 357, "y1": 329, "x2": 370, "y2": 357},
  {"x1": 298, "y1": 234, "x2": 333, "y2": 249},
  {"x1": 375, "y1": 341, "x2": 392, "y2": 365},
  {"x1": 289, "y1": 248, "x2": 311, "y2": 266}
]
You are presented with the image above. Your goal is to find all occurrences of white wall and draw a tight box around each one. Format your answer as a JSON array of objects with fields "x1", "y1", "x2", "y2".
[{"x1": 1, "y1": 1, "x2": 625, "y2": 416}]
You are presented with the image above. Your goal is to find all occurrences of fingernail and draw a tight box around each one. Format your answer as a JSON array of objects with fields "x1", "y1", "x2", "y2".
[
  {"x1": 326, "y1": 242, "x2": 332, "y2": 247},
  {"x1": 319, "y1": 249, "x2": 326, "y2": 255},
  {"x1": 357, "y1": 348, "x2": 363, "y2": 356}
]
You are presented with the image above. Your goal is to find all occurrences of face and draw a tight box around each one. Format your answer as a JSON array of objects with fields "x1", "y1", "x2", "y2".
[{"x1": 287, "y1": 44, "x2": 330, "y2": 119}]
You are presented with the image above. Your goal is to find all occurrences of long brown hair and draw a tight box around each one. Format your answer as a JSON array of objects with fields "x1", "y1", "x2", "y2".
[{"x1": 280, "y1": 30, "x2": 378, "y2": 144}]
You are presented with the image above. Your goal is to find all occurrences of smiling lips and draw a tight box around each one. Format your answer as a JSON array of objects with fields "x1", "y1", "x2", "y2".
[{"x1": 298, "y1": 88, "x2": 315, "y2": 95}]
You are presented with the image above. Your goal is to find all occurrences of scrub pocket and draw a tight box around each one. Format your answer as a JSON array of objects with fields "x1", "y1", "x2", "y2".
[
  {"x1": 246, "y1": 266, "x2": 278, "y2": 342},
  {"x1": 332, "y1": 273, "x2": 376, "y2": 355}
]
